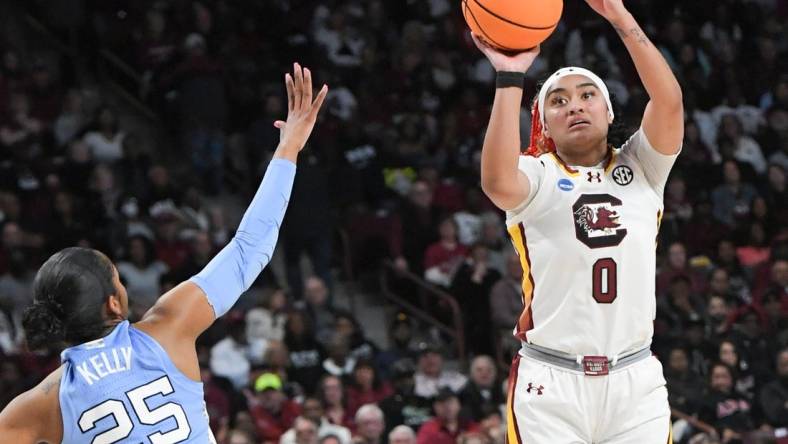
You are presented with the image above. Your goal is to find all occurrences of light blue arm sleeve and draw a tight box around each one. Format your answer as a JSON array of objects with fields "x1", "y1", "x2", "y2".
[{"x1": 189, "y1": 158, "x2": 296, "y2": 317}]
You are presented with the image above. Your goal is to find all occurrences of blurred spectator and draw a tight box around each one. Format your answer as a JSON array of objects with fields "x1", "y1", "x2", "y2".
[
  {"x1": 423, "y1": 216, "x2": 467, "y2": 287},
  {"x1": 714, "y1": 239, "x2": 752, "y2": 304},
  {"x1": 656, "y1": 275, "x2": 705, "y2": 341},
  {"x1": 117, "y1": 234, "x2": 168, "y2": 315},
  {"x1": 458, "y1": 356, "x2": 503, "y2": 422},
  {"x1": 290, "y1": 416, "x2": 320, "y2": 444},
  {"x1": 284, "y1": 310, "x2": 325, "y2": 395},
  {"x1": 346, "y1": 358, "x2": 393, "y2": 417},
  {"x1": 282, "y1": 149, "x2": 334, "y2": 299},
  {"x1": 416, "y1": 388, "x2": 477, "y2": 444},
  {"x1": 53, "y1": 89, "x2": 88, "y2": 147},
  {"x1": 281, "y1": 397, "x2": 352, "y2": 444},
  {"x1": 715, "y1": 114, "x2": 767, "y2": 175},
  {"x1": 397, "y1": 180, "x2": 440, "y2": 275},
  {"x1": 323, "y1": 333, "x2": 357, "y2": 378},
  {"x1": 451, "y1": 244, "x2": 500, "y2": 356},
  {"x1": 319, "y1": 374, "x2": 353, "y2": 430},
  {"x1": 376, "y1": 314, "x2": 417, "y2": 377},
  {"x1": 657, "y1": 242, "x2": 706, "y2": 297},
  {"x1": 300, "y1": 276, "x2": 336, "y2": 343},
  {"x1": 210, "y1": 312, "x2": 254, "y2": 389},
  {"x1": 476, "y1": 405, "x2": 504, "y2": 444},
  {"x1": 227, "y1": 429, "x2": 255, "y2": 444},
  {"x1": 353, "y1": 404, "x2": 386, "y2": 444},
  {"x1": 759, "y1": 348, "x2": 788, "y2": 427},
  {"x1": 388, "y1": 425, "x2": 416, "y2": 444},
  {"x1": 413, "y1": 342, "x2": 467, "y2": 398},
  {"x1": 490, "y1": 252, "x2": 523, "y2": 359},
  {"x1": 379, "y1": 358, "x2": 432, "y2": 435},
  {"x1": 698, "y1": 363, "x2": 754, "y2": 442},
  {"x1": 200, "y1": 364, "x2": 230, "y2": 435},
  {"x1": 81, "y1": 107, "x2": 125, "y2": 164},
  {"x1": 247, "y1": 288, "x2": 288, "y2": 343},
  {"x1": 334, "y1": 311, "x2": 379, "y2": 362},
  {"x1": 711, "y1": 161, "x2": 759, "y2": 228},
  {"x1": 717, "y1": 340, "x2": 756, "y2": 401},
  {"x1": 249, "y1": 372, "x2": 302, "y2": 443}
]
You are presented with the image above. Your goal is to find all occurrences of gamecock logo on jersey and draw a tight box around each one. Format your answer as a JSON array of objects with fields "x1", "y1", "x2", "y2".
[{"x1": 572, "y1": 194, "x2": 628, "y2": 249}]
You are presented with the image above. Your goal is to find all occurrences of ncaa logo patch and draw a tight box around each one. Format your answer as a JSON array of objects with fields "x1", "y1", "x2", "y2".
[
  {"x1": 612, "y1": 165, "x2": 634, "y2": 186},
  {"x1": 557, "y1": 178, "x2": 574, "y2": 191}
]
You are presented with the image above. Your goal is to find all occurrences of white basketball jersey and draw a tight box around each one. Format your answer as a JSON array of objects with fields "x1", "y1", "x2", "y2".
[{"x1": 505, "y1": 129, "x2": 679, "y2": 357}]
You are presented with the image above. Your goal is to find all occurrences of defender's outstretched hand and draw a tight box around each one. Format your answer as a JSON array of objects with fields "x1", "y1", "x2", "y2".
[
  {"x1": 274, "y1": 63, "x2": 328, "y2": 155},
  {"x1": 470, "y1": 32, "x2": 540, "y2": 73}
]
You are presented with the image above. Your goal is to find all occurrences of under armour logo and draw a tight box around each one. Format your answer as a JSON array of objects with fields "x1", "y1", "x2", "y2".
[
  {"x1": 526, "y1": 383, "x2": 544, "y2": 395},
  {"x1": 586, "y1": 171, "x2": 602, "y2": 183}
]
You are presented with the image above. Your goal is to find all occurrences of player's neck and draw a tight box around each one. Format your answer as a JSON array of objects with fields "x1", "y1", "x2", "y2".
[{"x1": 555, "y1": 140, "x2": 609, "y2": 167}]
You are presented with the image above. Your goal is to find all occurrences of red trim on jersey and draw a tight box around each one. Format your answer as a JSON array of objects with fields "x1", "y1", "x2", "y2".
[
  {"x1": 506, "y1": 355, "x2": 523, "y2": 444},
  {"x1": 514, "y1": 222, "x2": 536, "y2": 342}
]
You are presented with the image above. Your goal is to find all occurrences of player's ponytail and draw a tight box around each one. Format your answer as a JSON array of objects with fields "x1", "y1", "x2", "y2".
[
  {"x1": 22, "y1": 299, "x2": 67, "y2": 350},
  {"x1": 525, "y1": 100, "x2": 556, "y2": 156},
  {"x1": 22, "y1": 247, "x2": 117, "y2": 351}
]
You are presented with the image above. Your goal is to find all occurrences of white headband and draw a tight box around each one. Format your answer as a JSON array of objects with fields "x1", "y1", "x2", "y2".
[{"x1": 537, "y1": 67, "x2": 614, "y2": 128}]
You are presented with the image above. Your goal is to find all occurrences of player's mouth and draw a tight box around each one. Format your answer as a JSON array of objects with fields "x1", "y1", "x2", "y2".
[{"x1": 568, "y1": 118, "x2": 590, "y2": 130}]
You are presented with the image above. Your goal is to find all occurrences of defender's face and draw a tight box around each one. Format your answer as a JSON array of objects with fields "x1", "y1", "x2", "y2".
[{"x1": 542, "y1": 74, "x2": 611, "y2": 153}]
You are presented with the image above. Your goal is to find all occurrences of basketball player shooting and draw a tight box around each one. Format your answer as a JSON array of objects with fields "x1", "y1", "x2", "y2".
[
  {"x1": 473, "y1": 1, "x2": 682, "y2": 443},
  {"x1": 0, "y1": 64, "x2": 327, "y2": 443}
]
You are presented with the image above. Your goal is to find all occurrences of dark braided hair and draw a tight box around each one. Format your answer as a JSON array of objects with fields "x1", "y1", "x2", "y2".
[{"x1": 22, "y1": 247, "x2": 117, "y2": 350}]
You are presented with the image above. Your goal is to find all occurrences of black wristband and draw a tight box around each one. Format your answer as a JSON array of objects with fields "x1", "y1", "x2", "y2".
[{"x1": 496, "y1": 71, "x2": 525, "y2": 89}]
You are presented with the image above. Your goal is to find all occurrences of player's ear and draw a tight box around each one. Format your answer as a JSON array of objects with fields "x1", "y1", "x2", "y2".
[{"x1": 106, "y1": 293, "x2": 124, "y2": 319}]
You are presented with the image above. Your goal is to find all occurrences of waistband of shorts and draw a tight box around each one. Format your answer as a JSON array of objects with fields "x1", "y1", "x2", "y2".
[{"x1": 519, "y1": 342, "x2": 652, "y2": 375}]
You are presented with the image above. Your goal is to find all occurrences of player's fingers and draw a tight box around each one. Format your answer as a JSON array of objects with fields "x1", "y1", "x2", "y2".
[
  {"x1": 293, "y1": 62, "x2": 303, "y2": 111},
  {"x1": 470, "y1": 32, "x2": 489, "y2": 52},
  {"x1": 285, "y1": 73, "x2": 294, "y2": 113},
  {"x1": 273, "y1": 120, "x2": 285, "y2": 128},
  {"x1": 303, "y1": 67, "x2": 313, "y2": 108},
  {"x1": 309, "y1": 84, "x2": 329, "y2": 120}
]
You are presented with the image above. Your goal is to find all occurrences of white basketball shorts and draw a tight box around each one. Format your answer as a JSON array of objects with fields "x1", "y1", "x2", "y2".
[{"x1": 505, "y1": 353, "x2": 672, "y2": 444}]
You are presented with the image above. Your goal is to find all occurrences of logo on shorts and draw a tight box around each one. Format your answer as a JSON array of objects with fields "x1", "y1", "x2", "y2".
[
  {"x1": 557, "y1": 178, "x2": 574, "y2": 191},
  {"x1": 526, "y1": 382, "x2": 544, "y2": 395},
  {"x1": 612, "y1": 165, "x2": 634, "y2": 186}
]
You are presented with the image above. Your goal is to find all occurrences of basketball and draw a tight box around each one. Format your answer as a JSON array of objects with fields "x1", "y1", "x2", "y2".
[{"x1": 462, "y1": 0, "x2": 563, "y2": 52}]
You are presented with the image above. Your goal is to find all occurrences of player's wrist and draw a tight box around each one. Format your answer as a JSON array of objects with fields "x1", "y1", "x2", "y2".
[{"x1": 496, "y1": 71, "x2": 525, "y2": 89}]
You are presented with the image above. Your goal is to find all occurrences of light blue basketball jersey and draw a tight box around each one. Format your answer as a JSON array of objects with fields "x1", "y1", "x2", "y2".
[{"x1": 59, "y1": 321, "x2": 216, "y2": 443}]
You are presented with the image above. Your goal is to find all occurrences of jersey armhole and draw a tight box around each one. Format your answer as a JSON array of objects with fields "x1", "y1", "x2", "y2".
[{"x1": 130, "y1": 325, "x2": 204, "y2": 387}]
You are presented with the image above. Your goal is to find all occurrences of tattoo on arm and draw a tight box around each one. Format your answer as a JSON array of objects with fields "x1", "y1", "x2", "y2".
[
  {"x1": 41, "y1": 379, "x2": 58, "y2": 395},
  {"x1": 614, "y1": 24, "x2": 649, "y2": 46}
]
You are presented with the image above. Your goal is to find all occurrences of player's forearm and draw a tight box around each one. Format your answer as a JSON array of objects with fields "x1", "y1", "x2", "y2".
[
  {"x1": 609, "y1": 12, "x2": 682, "y2": 111},
  {"x1": 481, "y1": 87, "x2": 523, "y2": 196},
  {"x1": 190, "y1": 158, "x2": 296, "y2": 317}
]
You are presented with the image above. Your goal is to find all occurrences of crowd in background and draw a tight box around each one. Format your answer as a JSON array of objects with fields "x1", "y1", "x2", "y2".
[{"x1": 0, "y1": 0, "x2": 787, "y2": 443}]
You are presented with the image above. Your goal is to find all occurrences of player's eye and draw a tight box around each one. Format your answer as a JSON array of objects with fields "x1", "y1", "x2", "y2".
[
  {"x1": 581, "y1": 91, "x2": 596, "y2": 100},
  {"x1": 551, "y1": 97, "x2": 567, "y2": 106}
]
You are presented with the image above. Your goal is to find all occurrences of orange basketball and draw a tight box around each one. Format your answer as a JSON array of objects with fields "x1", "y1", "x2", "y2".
[{"x1": 462, "y1": 0, "x2": 563, "y2": 52}]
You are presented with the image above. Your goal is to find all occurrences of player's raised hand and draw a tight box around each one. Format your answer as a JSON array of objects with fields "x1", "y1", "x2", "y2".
[
  {"x1": 470, "y1": 32, "x2": 540, "y2": 73},
  {"x1": 583, "y1": 0, "x2": 629, "y2": 22},
  {"x1": 273, "y1": 63, "x2": 328, "y2": 154}
]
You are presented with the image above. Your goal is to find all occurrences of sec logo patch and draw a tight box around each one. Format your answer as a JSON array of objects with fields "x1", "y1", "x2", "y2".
[{"x1": 612, "y1": 165, "x2": 634, "y2": 186}]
